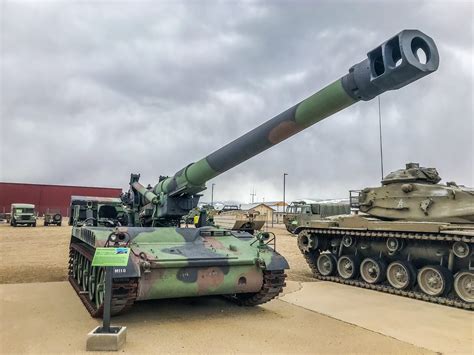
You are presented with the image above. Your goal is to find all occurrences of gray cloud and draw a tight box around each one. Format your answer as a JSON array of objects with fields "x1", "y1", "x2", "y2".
[{"x1": 1, "y1": 0, "x2": 472, "y2": 204}]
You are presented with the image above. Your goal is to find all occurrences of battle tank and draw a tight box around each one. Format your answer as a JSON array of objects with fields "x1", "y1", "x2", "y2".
[
  {"x1": 296, "y1": 163, "x2": 474, "y2": 309},
  {"x1": 68, "y1": 29, "x2": 440, "y2": 317}
]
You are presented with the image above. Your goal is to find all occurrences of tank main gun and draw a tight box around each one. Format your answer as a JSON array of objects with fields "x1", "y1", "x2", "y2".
[{"x1": 125, "y1": 29, "x2": 439, "y2": 226}]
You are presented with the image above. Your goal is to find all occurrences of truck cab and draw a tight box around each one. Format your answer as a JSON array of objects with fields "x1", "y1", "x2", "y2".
[{"x1": 10, "y1": 203, "x2": 37, "y2": 227}]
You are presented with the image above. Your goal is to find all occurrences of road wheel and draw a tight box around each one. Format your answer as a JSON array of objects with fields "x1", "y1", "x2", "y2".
[
  {"x1": 337, "y1": 255, "x2": 360, "y2": 279},
  {"x1": 386, "y1": 261, "x2": 417, "y2": 290},
  {"x1": 72, "y1": 251, "x2": 79, "y2": 279},
  {"x1": 77, "y1": 254, "x2": 84, "y2": 286},
  {"x1": 453, "y1": 270, "x2": 474, "y2": 303},
  {"x1": 88, "y1": 266, "x2": 98, "y2": 301},
  {"x1": 360, "y1": 257, "x2": 387, "y2": 284},
  {"x1": 82, "y1": 259, "x2": 91, "y2": 292},
  {"x1": 316, "y1": 254, "x2": 337, "y2": 276},
  {"x1": 417, "y1": 265, "x2": 453, "y2": 297},
  {"x1": 95, "y1": 268, "x2": 106, "y2": 308}
]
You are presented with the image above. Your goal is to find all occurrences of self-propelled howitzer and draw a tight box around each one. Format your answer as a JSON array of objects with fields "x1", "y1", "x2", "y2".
[
  {"x1": 124, "y1": 29, "x2": 439, "y2": 227},
  {"x1": 69, "y1": 29, "x2": 439, "y2": 317}
]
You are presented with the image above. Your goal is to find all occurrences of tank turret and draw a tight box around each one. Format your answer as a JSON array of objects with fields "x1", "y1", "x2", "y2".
[{"x1": 359, "y1": 163, "x2": 474, "y2": 223}]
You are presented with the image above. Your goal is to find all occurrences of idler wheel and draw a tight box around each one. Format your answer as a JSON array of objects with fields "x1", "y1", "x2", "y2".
[
  {"x1": 453, "y1": 270, "x2": 474, "y2": 303},
  {"x1": 297, "y1": 231, "x2": 318, "y2": 253},
  {"x1": 360, "y1": 257, "x2": 387, "y2": 284},
  {"x1": 337, "y1": 255, "x2": 360, "y2": 279},
  {"x1": 417, "y1": 265, "x2": 453, "y2": 297},
  {"x1": 316, "y1": 254, "x2": 337, "y2": 276},
  {"x1": 386, "y1": 261, "x2": 417, "y2": 290}
]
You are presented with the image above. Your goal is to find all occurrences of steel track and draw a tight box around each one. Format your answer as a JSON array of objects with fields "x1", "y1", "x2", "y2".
[
  {"x1": 68, "y1": 242, "x2": 138, "y2": 318},
  {"x1": 299, "y1": 228, "x2": 473, "y2": 310},
  {"x1": 225, "y1": 270, "x2": 287, "y2": 306}
]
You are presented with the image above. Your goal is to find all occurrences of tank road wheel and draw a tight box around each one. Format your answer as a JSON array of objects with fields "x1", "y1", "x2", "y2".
[
  {"x1": 316, "y1": 254, "x2": 337, "y2": 276},
  {"x1": 453, "y1": 270, "x2": 474, "y2": 303},
  {"x1": 95, "y1": 267, "x2": 106, "y2": 308},
  {"x1": 337, "y1": 255, "x2": 360, "y2": 279},
  {"x1": 360, "y1": 258, "x2": 387, "y2": 284},
  {"x1": 77, "y1": 254, "x2": 85, "y2": 286},
  {"x1": 88, "y1": 266, "x2": 97, "y2": 301},
  {"x1": 386, "y1": 261, "x2": 417, "y2": 290},
  {"x1": 72, "y1": 250, "x2": 80, "y2": 280},
  {"x1": 82, "y1": 259, "x2": 91, "y2": 292},
  {"x1": 417, "y1": 265, "x2": 453, "y2": 297}
]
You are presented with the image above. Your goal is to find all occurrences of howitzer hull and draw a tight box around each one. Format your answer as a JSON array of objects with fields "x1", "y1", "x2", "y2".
[{"x1": 69, "y1": 226, "x2": 288, "y2": 317}]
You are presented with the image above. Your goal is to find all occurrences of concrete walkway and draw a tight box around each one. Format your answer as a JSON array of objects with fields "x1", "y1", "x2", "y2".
[
  {"x1": 0, "y1": 281, "x2": 431, "y2": 354},
  {"x1": 280, "y1": 281, "x2": 473, "y2": 355}
]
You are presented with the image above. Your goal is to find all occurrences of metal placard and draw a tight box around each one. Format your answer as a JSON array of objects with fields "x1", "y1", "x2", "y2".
[{"x1": 91, "y1": 247, "x2": 130, "y2": 267}]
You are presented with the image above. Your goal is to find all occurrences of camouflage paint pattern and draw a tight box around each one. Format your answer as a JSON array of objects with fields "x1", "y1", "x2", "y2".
[
  {"x1": 70, "y1": 30, "x2": 442, "y2": 313},
  {"x1": 72, "y1": 226, "x2": 288, "y2": 300}
]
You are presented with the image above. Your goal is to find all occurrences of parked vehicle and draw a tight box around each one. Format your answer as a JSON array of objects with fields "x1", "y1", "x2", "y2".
[
  {"x1": 44, "y1": 209, "x2": 62, "y2": 226},
  {"x1": 10, "y1": 203, "x2": 37, "y2": 227}
]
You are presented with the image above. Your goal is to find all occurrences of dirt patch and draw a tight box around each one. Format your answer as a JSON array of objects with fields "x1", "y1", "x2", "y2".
[
  {"x1": 0, "y1": 219, "x2": 70, "y2": 283},
  {"x1": 0, "y1": 221, "x2": 313, "y2": 284},
  {"x1": 265, "y1": 226, "x2": 316, "y2": 282}
]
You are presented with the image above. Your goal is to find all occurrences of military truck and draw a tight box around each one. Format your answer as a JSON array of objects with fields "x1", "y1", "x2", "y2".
[
  {"x1": 284, "y1": 200, "x2": 350, "y2": 233},
  {"x1": 67, "y1": 29, "x2": 440, "y2": 317},
  {"x1": 296, "y1": 163, "x2": 474, "y2": 309},
  {"x1": 69, "y1": 196, "x2": 127, "y2": 227},
  {"x1": 10, "y1": 203, "x2": 37, "y2": 227},
  {"x1": 44, "y1": 209, "x2": 62, "y2": 226}
]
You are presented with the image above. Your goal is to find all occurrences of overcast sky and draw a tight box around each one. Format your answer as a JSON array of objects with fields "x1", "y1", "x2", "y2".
[{"x1": 1, "y1": 0, "x2": 472, "y2": 204}]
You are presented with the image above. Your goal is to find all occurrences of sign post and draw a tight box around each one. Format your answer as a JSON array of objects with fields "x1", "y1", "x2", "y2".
[{"x1": 86, "y1": 247, "x2": 130, "y2": 351}]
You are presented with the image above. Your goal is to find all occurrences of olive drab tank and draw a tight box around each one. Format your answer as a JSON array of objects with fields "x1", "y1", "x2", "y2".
[
  {"x1": 68, "y1": 29, "x2": 441, "y2": 317},
  {"x1": 296, "y1": 163, "x2": 474, "y2": 309}
]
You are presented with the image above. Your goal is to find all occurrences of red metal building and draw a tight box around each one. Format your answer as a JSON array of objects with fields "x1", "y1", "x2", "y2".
[{"x1": 0, "y1": 182, "x2": 123, "y2": 216}]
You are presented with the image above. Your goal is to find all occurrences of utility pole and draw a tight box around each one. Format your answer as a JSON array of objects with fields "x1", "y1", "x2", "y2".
[
  {"x1": 378, "y1": 96, "x2": 384, "y2": 179},
  {"x1": 211, "y1": 183, "x2": 215, "y2": 206},
  {"x1": 250, "y1": 188, "x2": 256, "y2": 204},
  {"x1": 283, "y1": 173, "x2": 288, "y2": 213}
]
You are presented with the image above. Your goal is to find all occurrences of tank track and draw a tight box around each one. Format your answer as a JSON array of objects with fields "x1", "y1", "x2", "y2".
[
  {"x1": 225, "y1": 270, "x2": 287, "y2": 306},
  {"x1": 68, "y1": 242, "x2": 138, "y2": 318},
  {"x1": 299, "y1": 228, "x2": 473, "y2": 311}
]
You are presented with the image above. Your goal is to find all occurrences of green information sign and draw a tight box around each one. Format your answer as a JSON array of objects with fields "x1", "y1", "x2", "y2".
[{"x1": 92, "y1": 248, "x2": 130, "y2": 267}]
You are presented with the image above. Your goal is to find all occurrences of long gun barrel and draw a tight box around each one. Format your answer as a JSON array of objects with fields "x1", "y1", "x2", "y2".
[{"x1": 128, "y1": 29, "x2": 439, "y2": 225}]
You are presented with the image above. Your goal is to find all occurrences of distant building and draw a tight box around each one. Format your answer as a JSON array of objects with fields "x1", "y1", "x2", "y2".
[
  {"x1": 0, "y1": 182, "x2": 122, "y2": 216},
  {"x1": 240, "y1": 201, "x2": 288, "y2": 224}
]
